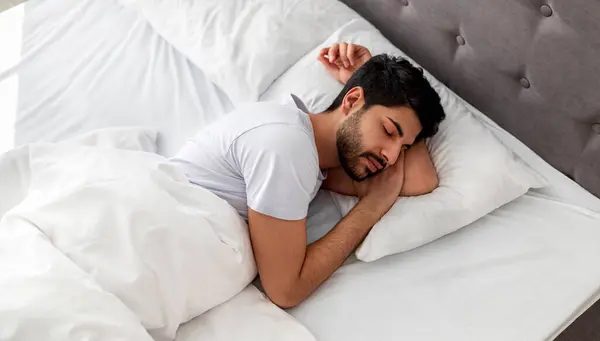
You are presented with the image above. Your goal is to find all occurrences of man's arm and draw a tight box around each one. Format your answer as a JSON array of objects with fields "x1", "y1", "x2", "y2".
[
  {"x1": 249, "y1": 153, "x2": 407, "y2": 308},
  {"x1": 322, "y1": 140, "x2": 439, "y2": 197},
  {"x1": 248, "y1": 198, "x2": 388, "y2": 308}
]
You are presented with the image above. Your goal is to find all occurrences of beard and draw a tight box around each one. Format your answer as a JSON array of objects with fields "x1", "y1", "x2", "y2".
[{"x1": 336, "y1": 107, "x2": 386, "y2": 182}]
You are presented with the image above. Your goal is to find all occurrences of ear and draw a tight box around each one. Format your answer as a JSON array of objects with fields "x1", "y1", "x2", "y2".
[{"x1": 341, "y1": 87, "x2": 365, "y2": 116}]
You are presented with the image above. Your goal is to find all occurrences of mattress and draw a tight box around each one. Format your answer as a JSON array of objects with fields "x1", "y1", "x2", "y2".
[{"x1": 1, "y1": 0, "x2": 600, "y2": 340}]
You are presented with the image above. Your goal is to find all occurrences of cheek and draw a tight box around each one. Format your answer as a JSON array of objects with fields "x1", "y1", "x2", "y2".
[
  {"x1": 358, "y1": 121, "x2": 384, "y2": 149},
  {"x1": 360, "y1": 131, "x2": 386, "y2": 153},
  {"x1": 358, "y1": 137, "x2": 377, "y2": 154}
]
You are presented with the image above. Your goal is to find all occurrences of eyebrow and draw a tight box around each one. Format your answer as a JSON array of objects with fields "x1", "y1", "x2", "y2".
[{"x1": 387, "y1": 117, "x2": 403, "y2": 137}]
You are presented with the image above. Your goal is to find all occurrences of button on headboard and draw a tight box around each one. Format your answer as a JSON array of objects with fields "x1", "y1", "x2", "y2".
[{"x1": 341, "y1": 0, "x2": 600, "y2": 197}]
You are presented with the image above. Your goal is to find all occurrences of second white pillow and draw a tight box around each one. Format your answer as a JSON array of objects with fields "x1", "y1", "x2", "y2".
[{"x1": 123, "y1": 0, "x2": 357, "y2": 104}]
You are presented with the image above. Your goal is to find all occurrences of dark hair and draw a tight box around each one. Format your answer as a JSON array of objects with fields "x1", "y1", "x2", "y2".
[{"x1": 327, "y1": 54, "x2": 445, "y2": 140}]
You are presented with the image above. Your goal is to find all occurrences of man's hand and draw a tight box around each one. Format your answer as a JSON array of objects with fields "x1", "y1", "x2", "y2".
[
  {"x1": 356, "y1": 151, "x2": 406, "y2": 205},
  {"x1": 318, "y1": 42, "x2": 372, "y2": 85}
]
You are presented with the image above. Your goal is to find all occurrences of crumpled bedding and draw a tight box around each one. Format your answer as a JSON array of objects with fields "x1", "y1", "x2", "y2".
[{"x1": 0, "y1": 143, "x2": 257, "y2": 341}]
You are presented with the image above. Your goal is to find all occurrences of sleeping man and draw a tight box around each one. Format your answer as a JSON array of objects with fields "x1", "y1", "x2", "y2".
[{"x1": 170, "y1": 42, "x2": 446, "y2": 308}]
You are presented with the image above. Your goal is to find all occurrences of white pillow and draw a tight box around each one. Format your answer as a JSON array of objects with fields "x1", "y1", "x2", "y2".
[
  {"x1": 261, "y1": 19, "x2": 547, "y2": 261},
  {"x1": 61, "y1": 126, "x2": 158, "y2": 152},
  {"x1": 176, "y1": 285, "x2": 317, "y2": 341},
  {"x1": 121, "y1": 0, "x2": 357, "y2": 104},
  {"x1": 261, "y1": 19, "x2": 397, "y2": 112},
  {"x1": 10, "y1": 144, "x2": 257, "y2": 340}
]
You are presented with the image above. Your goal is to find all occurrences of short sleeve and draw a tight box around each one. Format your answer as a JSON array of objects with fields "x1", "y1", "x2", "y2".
[{"x1": 231, "y1": 124, "x2": 320, "y2": 221}]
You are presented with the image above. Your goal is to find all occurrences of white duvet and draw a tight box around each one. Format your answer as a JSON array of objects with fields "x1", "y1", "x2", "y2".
[{"x1": 0, "y1": 144, "x2": 257, "y2": 341}]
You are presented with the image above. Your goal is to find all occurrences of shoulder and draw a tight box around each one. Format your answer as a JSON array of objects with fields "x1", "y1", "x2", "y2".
[
  {"x1": 244, "y1": 123, "x2": 312, "y2": 150},
  {"x1": 231, "y1": 117, "x2": 319, "y2": 170},
  {"x1": 230, "y1": 108, "x2": 315, "y2": 156},
  {"x1": 230, "y1": 123, "x2": 319, "y2": 180}
]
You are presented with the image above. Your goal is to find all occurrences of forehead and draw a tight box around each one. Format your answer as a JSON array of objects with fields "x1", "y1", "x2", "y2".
[{"x1": 368, "y1": 105, "x2": 422, "y2": 139}]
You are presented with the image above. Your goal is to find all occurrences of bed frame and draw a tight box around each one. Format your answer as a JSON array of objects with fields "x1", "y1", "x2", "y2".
[{"x1": 340, "y1": 0, "x2": 600, "y2": 339}]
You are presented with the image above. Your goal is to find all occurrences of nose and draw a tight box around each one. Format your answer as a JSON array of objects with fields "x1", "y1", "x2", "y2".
[{"x1": 381, "y1": 141, "x2": 403, "y2": 166}]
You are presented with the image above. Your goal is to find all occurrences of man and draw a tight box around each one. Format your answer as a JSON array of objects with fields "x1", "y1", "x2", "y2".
[{"x1": 170, "y1": 43, "x2": 446, "y2": 308}]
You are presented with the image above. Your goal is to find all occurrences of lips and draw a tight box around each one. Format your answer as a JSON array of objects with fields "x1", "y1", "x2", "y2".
[
  {"x1": 365, "y1": 156, "x2": 382, "y2": 173},
  {"x1": 365, "y1": 158, "x2": 376, "y2": 173}
]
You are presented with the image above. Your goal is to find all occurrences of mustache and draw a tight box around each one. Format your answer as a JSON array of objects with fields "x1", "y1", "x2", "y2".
[{"x1": 360, "y1": 152, "x2": 387, "y2": 170}]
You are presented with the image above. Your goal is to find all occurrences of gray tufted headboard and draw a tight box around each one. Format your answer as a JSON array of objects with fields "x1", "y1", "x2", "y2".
[{"x1": 341, "y1": 0, "x2": 600, "y2": 197}]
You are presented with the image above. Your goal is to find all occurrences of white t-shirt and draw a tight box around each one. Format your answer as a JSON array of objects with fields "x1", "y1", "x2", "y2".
[{"x1": 170, "y1": 95, "x2": 325, "y2": 220}]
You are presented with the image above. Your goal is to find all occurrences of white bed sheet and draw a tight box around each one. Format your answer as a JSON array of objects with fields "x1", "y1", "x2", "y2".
[
  {"x1": 2, "y1": 1, "x2": 600, "y2": 340},
  {"x1": 293, "y1": 191, "x2": 600, "y2": 341},
  {"x1": 293, "y1": 152, "x2": 600, "y2": 338},
  {"x1": 1, "y1": 0, "x2": 233, "y2": 157}
]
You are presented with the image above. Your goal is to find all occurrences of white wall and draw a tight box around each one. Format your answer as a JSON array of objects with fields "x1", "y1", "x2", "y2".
[{"x1": 0, "y1": 4, "x2": 23, "y2": 153}]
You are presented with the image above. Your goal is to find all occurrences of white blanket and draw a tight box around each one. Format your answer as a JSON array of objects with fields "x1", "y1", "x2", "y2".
[{"x1": 0, "y1": 144, "x2": 257, "y2": 341}]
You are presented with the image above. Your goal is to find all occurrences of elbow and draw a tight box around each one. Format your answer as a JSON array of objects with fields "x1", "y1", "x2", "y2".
[
  {"x1": 270, "y1": 294, "x2": 301, "y2": 309},
  {"x1": 422, "y1": 171, "x2": 439, "y2": 194},
  {"x1": 263, "y1": 284, "x2": 305, "y2": 309},
  {"x1": 403, "y1": 170, "x2": 439, "y2": 197}
]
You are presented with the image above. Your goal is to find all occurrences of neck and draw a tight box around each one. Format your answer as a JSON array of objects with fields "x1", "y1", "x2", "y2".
[{"x1": 309, "y1": 111, "x2": 342, "y2": 170}]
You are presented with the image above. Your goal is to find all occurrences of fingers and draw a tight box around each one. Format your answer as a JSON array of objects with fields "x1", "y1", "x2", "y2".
[
  {"x1": 347, "y1": 43, "x2": 356, "y2": 66},
  {"x1": 317, "y1": 47, "x2": 330, "y2": 65},
  {"x1": 318, "y1": 47, "x2": 329, "y2": 60},
  {"x1": 339, "y1": 42, "x2": 350, "y2": 68},
  {"x1": 321, "y1": 42, "x2": 367, "y2": 68},
  {"x1": 318, "y1": 47, "x2": 340, "y2": 74},
  {"x1": 328, "y1": 43, "x2": 340, "y2": 63}
]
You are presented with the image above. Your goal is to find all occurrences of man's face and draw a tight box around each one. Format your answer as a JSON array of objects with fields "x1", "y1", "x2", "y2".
[{"x1": 336, "y1": 104, "x2": 422, "y2": 182}]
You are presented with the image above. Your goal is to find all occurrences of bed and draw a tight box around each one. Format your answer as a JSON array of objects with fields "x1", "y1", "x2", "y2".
[{"x1": 1, "y1": 0, "x2": 599, "y2": 340}]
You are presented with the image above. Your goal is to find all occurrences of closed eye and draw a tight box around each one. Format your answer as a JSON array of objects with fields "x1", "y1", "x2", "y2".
[
  {"x1": 387, "y1": 117, "x2": 404, "y2": 137},
  {"x1": 384, "y1": 125, "x2": 393, "y2": 137}
]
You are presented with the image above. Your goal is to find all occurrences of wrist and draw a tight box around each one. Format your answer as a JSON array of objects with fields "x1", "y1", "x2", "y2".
[{"x1": 358, "y1": 193, "x2": 397, "y2": 215}]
